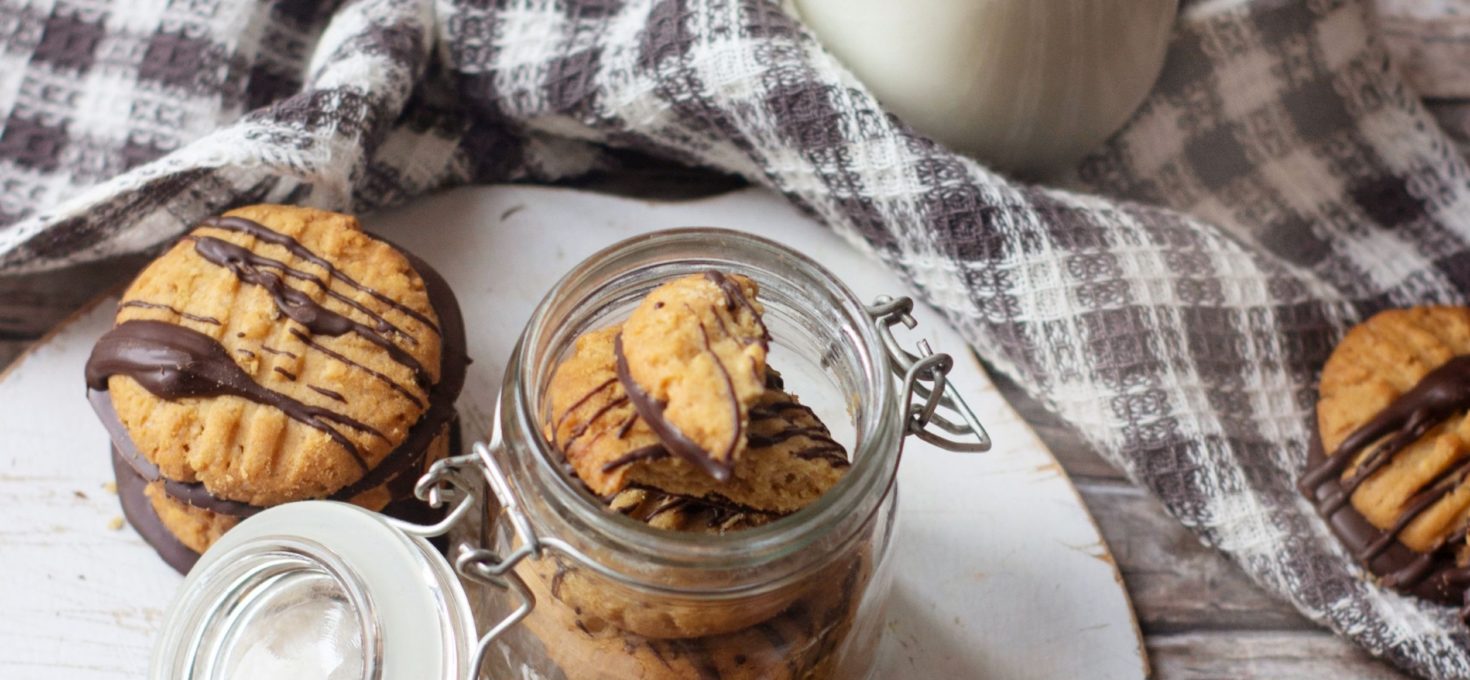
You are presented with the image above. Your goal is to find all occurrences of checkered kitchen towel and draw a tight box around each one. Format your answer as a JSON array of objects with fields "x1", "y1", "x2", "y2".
[{"x1": 2, "y1": 0, "x2": 1470, "y2": 676}]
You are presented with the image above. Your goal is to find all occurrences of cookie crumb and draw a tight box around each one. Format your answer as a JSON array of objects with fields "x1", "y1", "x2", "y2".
[
  {"x1": 107, "y1": 516, "x2": 125, "y2": 531},
  {"x1": 102, "y1": 482, "x2": 117, "y2": 495}
]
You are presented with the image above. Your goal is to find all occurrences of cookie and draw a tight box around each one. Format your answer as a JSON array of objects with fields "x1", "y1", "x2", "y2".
[
  {"x1": 607, "y1": 485, "x2": 784, "y2": 533},
  {"x1": 532, "y1": 270, "x2": 855, "y2": 641},
  {"x1": 142, "y1": 425, "x2": 451, "y2": 555},
  {"x1": 617, "y1": 387, "x2": 851, "y2": 515},
  {"x1": 521, "y1": 478, "x2": 826, "y2": 639},
  {"x1": 548, "y1": 326, "x2": 847, "y2": 512},
  {"x1": 1300, "y1": 306, "x2": 1470, "y2": 608},
  {"x1": 86, "y1": 204, "x2": 467, "y2": 565},
  {"x1": 513, "y1": 546, "x2": 870, "y2": 679},
  {"x1": 617, "y1": 272, "x2": 769, "y2": 480},
  {"x1": 540, "y1": 346, "x2": 851, "y2": 637}
]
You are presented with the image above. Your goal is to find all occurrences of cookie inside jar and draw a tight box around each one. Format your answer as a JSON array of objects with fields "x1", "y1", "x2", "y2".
[{"x1": 482, "y1": 229, "x2": 902, "y2": 680}]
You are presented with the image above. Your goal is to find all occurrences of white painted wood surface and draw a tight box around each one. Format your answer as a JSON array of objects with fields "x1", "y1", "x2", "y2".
[{"x1": 0, "y1": 186, "x2": 1146, "y2": 679}]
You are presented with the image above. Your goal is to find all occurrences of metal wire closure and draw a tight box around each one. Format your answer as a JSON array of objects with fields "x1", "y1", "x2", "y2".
[
  {"x1": 390, "y1": 437, "x2": 639, "y2": 679},
  {"x1": 866, "y1": 295, "x2": 991, "y2": 453},
  {"x1": 382, "y1": 429, "x2": 540, "y2": 680}
]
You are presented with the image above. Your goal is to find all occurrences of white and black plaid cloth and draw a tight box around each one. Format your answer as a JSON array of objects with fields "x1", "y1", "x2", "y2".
[{"x1": 3, "y1": 0, "x2": 1470, "y2": 676}]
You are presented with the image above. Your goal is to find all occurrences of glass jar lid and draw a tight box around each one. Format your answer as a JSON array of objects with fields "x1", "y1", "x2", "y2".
[{"x1": 151, "y1": 501, "x2": 476, "y2": 680}]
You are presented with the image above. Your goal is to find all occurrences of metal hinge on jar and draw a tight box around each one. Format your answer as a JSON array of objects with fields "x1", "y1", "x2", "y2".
[
  {"x1": 384, "y1": 431, "x2": 541, "y2": 680},
  {"x1": 866, "y1": 295, "x2": 991, "y2": 453}
]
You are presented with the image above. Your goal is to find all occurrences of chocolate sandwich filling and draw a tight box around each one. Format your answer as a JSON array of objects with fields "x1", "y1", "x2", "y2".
[
  {"x1": 1299, "y1": 355, "x2": 1470, "y2": 620},
  {"x1": 112, "y1": 446, "x2": 202, "y2": 573},
  {"x1": 85, "y1": 218, "x2": 467, "y2": 520}
]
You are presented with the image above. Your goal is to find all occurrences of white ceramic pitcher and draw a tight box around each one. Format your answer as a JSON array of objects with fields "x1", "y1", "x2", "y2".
[{"x1": 794, "y1": 0, "x2": 1178, "y2": 178}]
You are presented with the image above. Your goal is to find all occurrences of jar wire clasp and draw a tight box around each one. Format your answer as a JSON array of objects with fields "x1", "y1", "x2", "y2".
[
  {"x1": 383, "y1": 429, "x2": 540, "y2": 680},
  {"x1": 867, "y1": 296, "x2": 992, "y2": 453}
]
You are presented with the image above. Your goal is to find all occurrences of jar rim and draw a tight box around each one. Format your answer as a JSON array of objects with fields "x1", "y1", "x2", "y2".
[
  {"x1": 152, "y1": 502, "x2": 476, "y2": 679},
  {"x1": 503, "y1": 227, "x2": 902, "y2": 583}
]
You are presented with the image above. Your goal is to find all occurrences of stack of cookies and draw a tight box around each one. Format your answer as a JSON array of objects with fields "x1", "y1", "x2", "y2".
[
  {"x1": 530, "y1": 271, "x2": 862, "y2": 678},
  {"x1": 85, "y1": 205, "x2": 466, "y2": 572}
]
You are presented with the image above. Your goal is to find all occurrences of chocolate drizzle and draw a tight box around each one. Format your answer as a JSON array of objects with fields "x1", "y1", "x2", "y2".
[
  {"x1": 552, "y1": 377, "x2": 616, "y2": 446},
  {"x1": 259, "y1": 345, "x2": 297, "y2": 359},
  {"x1": 704, "y1": 270, "x2": 770, "y2": 350},
  {"x1": 615, "y1": 483, "x2": 788, "y2": 529},
  {"x1": 86, "y1": 320, "x2": 378, "y2": 470},
  {"x1": 600, "y1": 444, "x2": 671, "y2": 473},
  {"x1": 614, "y1": 412, "x2": 638, "y2": 439},
  {"x1": 750, "y1": 391, "x2": 850, "y2": 468},
  {"x1": 791, "y1": 445, "x2": 849, "y2": 466},
  {"x1": 615, "y1": 333, "x2": 734, "y2": 481},
  {"x1": 1299, "y1": 355, "x2": 1470, "y2": 621},
  {"x1": 118, "y1": 300, "x2": 220, "y2": 326},
  {"x1": 747, "y1": 426, "x2": 839, "y2": 449},
  {"x1": 199, "y1": 215, "x2": 439, "y2": 337},
  {"x1": 564, "y1": 395, "x2": 629, "y2": 449},
  {"x1": 290, "y1": 328, "x2": 424, "y2": 408},
  {"x1": 309, "y1": 385, "x2": 347, "y2": 403},
  {"x1": 85, "y1": 216, "x2": 469, "y2": 521},
  {"x1": 749, "y1": 400, "x2": 818, "y2": 423},
  {"x1": 190, "y1": 235, "x2": 432, "y2": 391}
]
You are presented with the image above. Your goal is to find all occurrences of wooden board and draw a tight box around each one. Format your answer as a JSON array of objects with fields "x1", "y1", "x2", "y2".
[{"x1": 0, "y1": 186, "x2": 1147, "y2": 679}]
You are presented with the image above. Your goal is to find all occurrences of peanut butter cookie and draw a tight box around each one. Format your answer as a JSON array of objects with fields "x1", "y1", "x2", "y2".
[
  {"x1": 1301, "y1": 306, "x2": 1470, "y2": 611},
  {"x1": 548, "y1": 326, "x2": 848, "y2": 514},
  {"x1": 87, "y1": 204, "x2": 467, "y2": 568},
  {"x1": 618, "y1": 272, "x2": 769, "y2": 480},
  {"x1": 514, "y1": 546, "x2": 871, "y2": 679}
]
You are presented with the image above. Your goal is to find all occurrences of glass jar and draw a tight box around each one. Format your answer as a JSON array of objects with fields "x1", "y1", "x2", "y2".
[{"x1": 151, "y1": 229, "x2": 988, "y2": 680}]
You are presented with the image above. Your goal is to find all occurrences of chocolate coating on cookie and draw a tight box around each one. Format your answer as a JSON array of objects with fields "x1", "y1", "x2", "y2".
[
  {"x1": 112, "y1": 447, "x2": 201, "y2": 573},
  {"x1": 549, "y1": 326, "x2": 847, "y2": 514},
  {"x1": 1299, "y1": 307, "x2": 1470, "y2": 622},
  {"x1": 1301, "y1": 358, "x2": 1470, "y2": 617},
  {"x1": 88, "y1": 320, "x2": 384, "y2": 470},
  {"x1": 90, "y1": 230, "x2": 465, "y2": 511}
]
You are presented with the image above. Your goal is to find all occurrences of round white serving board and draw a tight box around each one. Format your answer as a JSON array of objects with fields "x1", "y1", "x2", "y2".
[{"x1": 0, "y1": 186, "x2": 1146, "y2": 679}]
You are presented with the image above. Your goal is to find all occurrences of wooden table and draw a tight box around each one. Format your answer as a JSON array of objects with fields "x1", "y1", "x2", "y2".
[{"x1": 0, "y1": 222, "x2": 1411, "y2": 680}]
